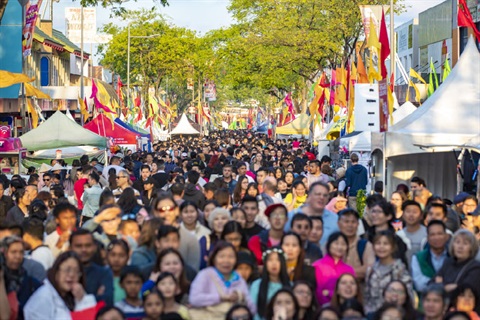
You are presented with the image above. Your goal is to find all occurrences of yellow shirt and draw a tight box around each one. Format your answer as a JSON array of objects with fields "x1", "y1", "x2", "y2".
[{"x1": 284, "y1": 193, "x2": 307, "y2": 209}]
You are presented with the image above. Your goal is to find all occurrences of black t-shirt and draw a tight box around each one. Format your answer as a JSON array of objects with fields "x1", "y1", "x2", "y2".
[{"x1": 243, "y1": 223, "x2": 265, "y2": 241}]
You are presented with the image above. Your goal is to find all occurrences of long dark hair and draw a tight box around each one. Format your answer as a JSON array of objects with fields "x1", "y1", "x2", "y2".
[
  {"x1": 117, "y1": 188, "x2": 140, "y2": 214},
  {"x1": 383, "y1": 280, "x2": 416, "y2": 319},
  {"x1": 221, "y1": 220, "x2": 247, "y2": 250},
  {"x1": 293, "y1": 280, "x2": 319, "y2": 319},
  {"x1": 266, "y1": 288, "x2": 300, "y2": 320},
  {"x1": 47, "y1": 251, "x2": 86, "y2": 311},
  {"x1": 280, "y1": 231, "x2": 305, "y2": 281},
  {"x1": 225, "y1": 304, "x2": 253, "y2": 320},
  {"x1": 233, "y1": 176, "x2": 248, "y2": 204},
  {"x1": 154, "y1": 248, "x2": 190, "y2": 295},
  {"x1": 257, "y1": 249, "x2": 291, "y2": 318}
]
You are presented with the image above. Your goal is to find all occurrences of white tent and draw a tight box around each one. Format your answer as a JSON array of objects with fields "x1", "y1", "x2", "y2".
[
  {"x1": 340, "y1": 131, "x2": 371, "y2": 152},
  {"x1": 372, "y1": 38, "x2": 480, "y2": 198},
  {"x1": 169, "y1": 114, "x2": 200, "y2": 135},
  {"x1": 389, "y1": 101, "x2": 417, "y2": 126}
]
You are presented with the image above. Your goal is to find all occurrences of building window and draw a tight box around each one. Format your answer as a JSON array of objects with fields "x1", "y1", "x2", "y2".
[{"x1": 40, "y1": 57, "x2": 49, "y2": 86}]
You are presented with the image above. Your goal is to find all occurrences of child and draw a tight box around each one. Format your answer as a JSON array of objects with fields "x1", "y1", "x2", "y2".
[
  {"x1": 156, "y1": 272, "x2": 190, "y2": 320},
  {"x1": 142, "y1": 291, "x2": 164, "y2": 320},
  {"x1": 44, "y1": 202, "x2": 77, "y2": 258},
  {"x1": 119, "y1": 219, "x2": 141, "y2": 244},
  {"x1": 115, "y1": 266, "x2": 146, "y2": 320}
]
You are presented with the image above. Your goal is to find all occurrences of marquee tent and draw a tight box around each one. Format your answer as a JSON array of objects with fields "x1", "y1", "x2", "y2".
[
  {"x1": 84, "y1": 114, "x2": 141, "y2": 145},
  {"x1": 169, "y1": 114, "x2": 200, "y2": 135},
  {"x1": 115, "y1": 118, "x2": 150, "y2": 139},
  {"x1": 20, "y1": 110, "x2": 107, "y2": 151},
  {"x1": 276, "y1": 114, "x2": 310, "y2": 138},
  {"x1": 340, "y1": 131, "x2": 371, "y2": 152},
  {"x1": 389, "y1": 101, "x2": 417, "y2": 126},
  {"x1": 372, "y1": 37, "x2": 480, "y2": 198}
]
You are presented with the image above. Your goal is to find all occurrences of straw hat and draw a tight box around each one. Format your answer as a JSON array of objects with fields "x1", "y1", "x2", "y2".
[
  {"x1": 38, "y1": 163, "x2": 52, "y2": 173},
  {"x1": 51, "y1": 163, "x2": 67, "y2": 171}
]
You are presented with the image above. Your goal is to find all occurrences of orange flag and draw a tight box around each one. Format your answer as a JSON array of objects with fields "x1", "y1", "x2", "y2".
[{"x1": 356, "y1": 52, "x2": 369, "y2": 84}]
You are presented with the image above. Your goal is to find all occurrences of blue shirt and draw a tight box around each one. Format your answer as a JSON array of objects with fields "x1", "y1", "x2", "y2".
[{"x1": 250, "y1": 279, "x2": 284, "y2": 320}]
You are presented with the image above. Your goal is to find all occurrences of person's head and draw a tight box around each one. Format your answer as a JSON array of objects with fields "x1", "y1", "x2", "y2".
[
  {"x1": 246, "y1": 183, "x2": 259, "y2": 197},
  {"x1": 309, "y1": 160, "x2": 320, "y2": 174},
  {"x1": 223, "y1": 164, "x2": 233, "y2": 179},
  {"x1": 410, "y1": 176, "x2": 426, "y2": 191},
  {"x1": 22, "y1": 217, "x2": 44, "y2": 247},
  {"x1": 137, "y1": 218, "x2": 162, "y2": 249},
  {"x1": 47, "y1": 251, "x2": 86, "y2": 309},
  {"x1": 390, "y1": 191, "x2": 407, "y2": 212},
  {"x1": 214, "y1": 188, "x2": 231, "y2": 208},
  {"x1": 443, "y1": 311, "x2": 471, "y2": 320},
  {"x1": 331, "y1": 273, "x2": 361, "y2": 308},
  {"x1": 87, "y1": 171, "x2": 100, "y2": 187},
  {"x1": 142, "y1": 291, "x2": 164, "y2": 319},
  {"x1": 350, "y1": 153, "x2": 359, "y2": 164},
  {"x1": 462, "y1": 195, "x2": 478, "y2": 215},
  {"x1": 281, "y1": 231, "x2": 303, "y2": 264},
  {"x1": 208, "y1": 241, "x2": 237, "y2": 276},
  {"x1": 119, "y1": 219, "x2": 140, "y2": 243},
  {"x1": 337, "y1": 209, "x2": 360, "y2": 239},
  {"x1": 230, "y1": 207, "x2": 247, "y2": 229},
  {"x1": 291, "y1": 214, "x2": 312, "y2": 242},
  {"x1": 401, "y1": 200, "x2": 423, "y2": 227},
  {"x1": 425, "y1": 203, "x2": 448, "y2": 224},
  {"x1": 235, "y1": 251, "x2": 256, "y2": 283},
  {"x1": 450, "y1": 284, "x2": 478, "y2": 313},
  {"x1": 203, "y1": 182, "x2": 217, "y2": 200},
  {"x1": 0, "y1": 236, "x2": 24, "y2": 270},
  {"x1": 266, "y1": 288, "x2": 299, "y2": 320},
  {"x1": 236, "y1": 162, "x2": 247, "y2": 177},
  {"x1": 98, "y1": 205, "x2": 122, "y2": 236},
  {"x1": 307, "y1": 182, "x2": 330, "y2": 211},
  {"x1": 293, "y1": 281, "x2": 318, "y2": 317},
  {"x1": 154, "y1": 248, "x2": 189, "y2": 294},
  {"x1": 225, "y1": 304, "x2": 253, "y2": 320},
  {"x1": 315, "y1": 307, "x2": 340, "y2": 320},
  {"x1": 265, "y1": 203, "x2": 288, "y2": 232},
  {"x1": 449, "y1": 229, "x2": 479, "y2": 262},
  {"x1": 383, "y1": 280, "x2": 410, "y2": 307},
  {"x1": 155, "y1": 272, "x2": 178, "y2": 300},
  {"x1": 95, "y1": 306, "x2": 125, "y2": 320},
  {"x1": 292, "y1": 180, "x2": 307, "y2": 197},
  {"x1": 152, "y1": 192, "x2": 179, "y2": 225},
  {"x1": 309, "y1": 216, "x2": 323, "y2": 245},
  {"x1": 221, "y1": 220, "x2": 246, "y2": 252},
  {"x1": 106, "y1": 239, "x2": 130, "y2": 275},
  {"x1": 325, "y1": 231, "x2": 349, "y2": 260},
  {"x1": 179, "y1": 201, "x2": 199, "y2": 228},
  {"x1": 53, "y1": 202, "x2": 77, "y2": 232},
  {"x1": 370, "y1": 199, "x2": 395, "y2": 229},
  {"x1": 208, "y1": 207, "x2": 231, "y2": 235},
  {"x1": 372, "y1": 230, "x2": 397, "y2": 261},
  {"x1": 374, "y1": 304, "x2": 404, "y2": 320},
  {"x1": 422, "y1": 284, "x2": 447, "y2": 320},
  {"x1": 256, "y1": 167, "x2": 268, "y2": 185},
  {"x1": 170, "y1": 182, "x2": 185, "y2": 198},
  {"x1": 120, "y1": 266, "x2": 144, "y2": 299},
  {"x1": 155, "y1": 225, "x2": 180, "y2": 253},
  {"x1": 99, "y1": 189, "x2": 115, "y2": 207},
  {"x1": 427, "y1": 220, "x2": 449, "y2": 252},
  {"x1": 140, "y1": 165, "x2": 151, "y2": 181},
  {"x1": 15, "y1": 188, "x2": 31, "y2": 207},
  {"x1": 241, "y1": 196, "x2": 259, "y2": 225},
  {"x1": 69, "y1": 229, "x2": 96, "y2": 264},
  {"x1": 43, "y1": 172, "x2": 53, "y2": 186}
]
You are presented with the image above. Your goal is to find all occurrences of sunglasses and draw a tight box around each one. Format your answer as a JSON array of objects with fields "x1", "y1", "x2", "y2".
[
  {"x1": 121, "y1": 213, "x2": 137, "y2": 221},
  {"x1": 156, "y1": 206, "x2": 175, "y2": 213},
  {"x1": 43, "y1": 179, "x2": 50, "y2": 182}
]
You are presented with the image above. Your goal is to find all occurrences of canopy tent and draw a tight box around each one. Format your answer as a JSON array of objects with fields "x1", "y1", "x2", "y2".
[
  {"x1": 389, "y1": 101, "x2": 417, "y2": 126},
  {"x1": 339, "y1": 131, "x2": 371, "y2": 152},
  {"x1": 275, "y1": 114, "x2": 310, "y2": 137},
  {"x1": 114, "y1": 118, "x2": 150, "y2": 138},
  {"x1": 20, "y1": 110, "x2": 107, "y2": 151},
  {"x1": 372, "y1": 37, "x2": 480, "y2": 198},
  {"x1": 169, "y1": 114, "x2": 200, "y2": 135},
  {"x1": 84, "y1": 114, "x2": 141, "y2": 145}
]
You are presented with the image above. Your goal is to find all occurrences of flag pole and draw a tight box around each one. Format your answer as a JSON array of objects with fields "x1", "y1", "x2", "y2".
[{"x1": 390, "y1": 0, "x2": 395, "y2": 92}]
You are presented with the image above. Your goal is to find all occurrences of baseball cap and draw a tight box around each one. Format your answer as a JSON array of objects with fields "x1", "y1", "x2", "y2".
[
  {"x1": 264, "y1": 203, "x2": 288, "y2": 218},
  {"x1": 453, "y1": 192, "x2": 470, "y2": 205}
]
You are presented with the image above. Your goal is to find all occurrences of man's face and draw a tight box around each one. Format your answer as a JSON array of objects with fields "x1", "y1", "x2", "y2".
[
  {"x1": 309, "y1": 163, "x2": 319, "y2": 174},
  {"x1": 112, "y1": 158, "x2": 121, "y2": 166},
  {"x1": 338, "y1": 214, "x2": 359, "y2": 238},
  {"x1": 242, "y1": 202, "x2": 259, "y2": 223},
  {"x1": 116, "y1": 173, "x2": 129, "y2": 188},
  {"x1": 155, "y1": 233, "x2": 180, "y2": 252},
  {"x1": 25, "y1": 185, "x2": 37, "y2": 202},
  {"x1": 141, "y1": 168, "x2": 151, "y2": 181},
  {"x1": 146, "y1": 155, "x2": 153, "y2": 163},
  {"x1": 43, "y1": 175, "x2": 52, "y2": 186},
  {"x1": 309, "y1": 219, "x2": 323, "y2": 244},
  {"x1": 223, "y1": 167, "x2": 232, "y2": 178},
  {"x1": 292, "y1": 220, "x2": 311, "y2": 242},
  {"x1": 256, "y1": 171, "x2": 266, "y2": 185},
  {"x1": 403, "y1": 205, "x2": 422, "y2": 227},
  {"x1": 70, "y1": 234, "x2": 96, "y2": 264},
  {"x1": 88, "y1": 176, "x2": 96, "y2": 187},
  {"x1": 410, "y1": 182, "x2": 423, "y2": 191},
  {"x1": 425, "y1": 207, "x2": 446, "y2": 224},
  {"x1": 427, "y1": 224, "x2": 449, "y2": 251},
  {"x1": 238, "y1": 165, "x2": 246, "y2": 176},
  {"x1": 269, "y1": 208, "x2": 287, "y2": 231},
  {"x1": 56, "y1": 210, "x2": 77, "y2": 231},
  {"x1": 308, "y1": 185, "x2": 329, "y2": 211}
]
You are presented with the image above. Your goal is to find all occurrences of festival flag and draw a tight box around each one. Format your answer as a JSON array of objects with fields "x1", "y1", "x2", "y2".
[
  {"x1": 90, "y1": 80, "x2": 115, "y2": 114},
  {"x1": 284, "y1": 93, "x2": 296, "y2": 124},
  {"x1": 0, "y1": 71, "x2": 34, "y2": 88},
  {"x1": 366, "y1": 18, "x2": 381, "y2": 51},
  {"x1": 458, "y1": 0, "x2": 480, "y2": 42},
  {"x1": 378, "y1": 9, "x2": 390, "y2": 79},
  {"x1": 409, "y1": 68, "x2": 427, "y2": 84},
  {"x1": 427, "y1": 59, "x2": 439, "y2": 97},
  {"x1": 368, "y1": 53, "x2": 382, "y2": 83},
  {"x1": 78, "y1": 96, "x2": 90, "y2": 122},
  {"x1": 442, "y1": 58, "x2": 451, "y2": 82},
  {"x1": 356, "y1": 52, "x2": 369, "y2": 84},
  {"x1": 27, "y1": 99, "x2": 38, "y2": 128},
  {"x1": 335, "y1": 67, "x2": 347, "y2": 107}
]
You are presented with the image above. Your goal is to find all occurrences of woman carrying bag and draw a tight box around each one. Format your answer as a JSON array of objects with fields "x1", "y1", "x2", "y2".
[{"x1": 189, "y1": 241, "x2": 256, "y2": 319}]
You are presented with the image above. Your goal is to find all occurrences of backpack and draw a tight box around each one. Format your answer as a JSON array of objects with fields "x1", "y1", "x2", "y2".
[{"x1": 357, "y1": 238, "x2": 368, "y2": 265}]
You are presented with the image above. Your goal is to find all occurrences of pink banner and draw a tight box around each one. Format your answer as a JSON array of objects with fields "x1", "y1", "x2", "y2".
[{"x1": 22, "y1": 0, "x2": 43, "y2": 57}]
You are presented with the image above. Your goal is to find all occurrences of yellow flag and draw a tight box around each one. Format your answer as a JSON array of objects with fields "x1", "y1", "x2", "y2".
[
  {"x1": 95, "y1": 81, "x2": 115, "y2": 112},
  {"x1": 25, "y1": 83, "x2": 50, "y2": 99},
  {"x1": 0, "y1": 71, "x2": 34, "y2": 88},
  {"x1": 368, "y1": 54, "x2": 382, "y2": 83},
  {"x1": 387, "y1": 85, "x2": 394, "y2": 123},
  {"x1": 366, "y1": 18, "x2": 381, "y2": 50},
  {"x1": 409, "y1": 68, "x2": 426, "y2": 84},
  {"x1": 27, "y1": 99, "x2": 38, "y2": 128},
  {"x1": 78, "y1": 96, "x2": 89, "y2": 122}
]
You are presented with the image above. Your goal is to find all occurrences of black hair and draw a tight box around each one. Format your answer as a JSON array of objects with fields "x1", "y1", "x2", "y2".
[
  {"x1": 170, "y1": 182, "x2": 185, "y2": 196},
  {"x1": 444, "y1": 311, "x2": 471, "y2": 320},
  {"x1": 339, "y1": 298, "x2": 365, "y2": 317},
  {"x1": 107, "y1": 238, "x2": 130, "y2": 255},
  {"x1": 291, "y1": 213, "x2": 312, "y2": 229},
  {"x1": 95, "y1": 306, "x2": 125, "y2": 320},
  {"x1": 373, "y1": 303, "x2": 405, "y2": 320},
  {"x1": 372, "y1": 199, "x2": 395, "y2": 222},
  {"x1": 208, "y1": 241, "x2": 237, "y2": 267},
  {"x1": 203, "y1": 182, "x2": 217, "y2": 192},
  {"x1": 401, "y1": 200, "x2": 422, "y2": 213},
  {"x1": 117, "y1": 188, "x2": 140, "y2": 214},
  {"x1": 99, "y1": 189, "x2": 115, "y2": 207},
  {"x1": 427, "y1": 220, "x2": 447, "y2": 233},
  {"x1": 156, "y1": 225, "x2": 180, "y2": 241},
  {"x1": 383, "y1": 280, "x2": 416, "y2": 319},
  {"x1": 89, "y1": 171, "x2": 100, "y2": 183},
  {"x1": 266, "y1": 288, "x2": 299, "y2": 320},
  {"x1": 410, "y1": 176, "x2": 426, "y2": 187},
  {"x1": 221, "y1": 220, "x2": 247, "y2": 249},
  {"x1": 310, "y1": 215, "x2": 323, "y2": 226},
  {"x1": 186, "y1": 170, "x2": 200, "y2": 184},
  {"x1": 366, "y1": 194, "x2": 384, "y2": 209},
  {"x1": 293, "y1": 281, "x2": 319, "y2": 319},
  {"x1": 52, "y1": 202, "x2": 77, "y2": 218},
  {"x1": 28, "y1": 199, "x2": 48, "y2": 221},
  {"x1": 69, "y1": 228, "x2": 94, "y2": 246},
  {"x1": 154, "y1": 248, "x2": 190, "y2": 295},
  {"x1": 337, "y1": 208, "x2": 360, "y2": 220},
  {"x1": 22, "y1": 217, "x2": 44, "y2": 240},
  {"x1": 449, "y1": 283, "x2": 479, "y2": 311},
  {"x1": 325, "y1": 232, "x2": 349, "y2": 257},
  {"x1": 241, "y1": 195, "x2": 258, "y2": 207},
  {"x1": 225, "y1": 304, "x2": 253, "y2": 320},
  {"x1": 120, "y1": 265, "x2": 144, "y2": 283},
  {"x1": 280, "y1": 232, "x2": 305, "y2": 282}
]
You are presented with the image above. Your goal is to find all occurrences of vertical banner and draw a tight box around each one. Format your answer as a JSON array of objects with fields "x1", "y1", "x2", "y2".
[
  {"x1": 22, "y1": 0, "x2": 43, "y2": 57},
  {"x1": 358, "y1": 5, "x2": 389, "y2": 42},
  {"x1": 378, "y1": 79, "x2": 388, "y2": 132}
]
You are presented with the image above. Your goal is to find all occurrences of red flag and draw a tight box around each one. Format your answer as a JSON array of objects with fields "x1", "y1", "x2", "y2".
[
  {"x1": 134, "y1": 107, "x2": 143, "y2": 123},
  {"x1": 389, "y1": 72, "x2": 394, "y2": 92},
  {"x1": 134, "y1": 94, "x2": 141, "y2": 108},
  {"x1": 284, "y1": 93, "x2": 296, "y2": 120},
  {"x1": 379, "y1": 9, "x2": 390, "y2": 79},
  {"x1": 90, "y1": 80, "x2": 115, "y2": 114},
  {"x1": 458, "y1": 0, "x2": 480, "y2": 41}
]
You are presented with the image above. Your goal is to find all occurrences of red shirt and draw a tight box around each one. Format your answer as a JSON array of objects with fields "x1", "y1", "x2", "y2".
[{"x1": 74, "y1": 178, "x2": 88, "y2": 209}]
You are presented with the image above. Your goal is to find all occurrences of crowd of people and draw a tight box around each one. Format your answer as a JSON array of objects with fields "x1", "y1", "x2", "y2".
[{"x1": 0, "y1": 130, "x2": 479, "y2": 320}]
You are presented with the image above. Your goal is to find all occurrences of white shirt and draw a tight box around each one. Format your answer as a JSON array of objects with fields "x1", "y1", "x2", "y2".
[
  {"x1": 44, "y1": 230, "x2": 69, "y2": 258},
  {"x1": 29, "y1": 246, "x2": 54, "y2": 270}
]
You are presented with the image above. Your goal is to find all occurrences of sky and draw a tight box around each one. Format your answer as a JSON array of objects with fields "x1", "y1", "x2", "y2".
[{"x1": 48, "y1": 0, "x2": 447, "y2": 61}]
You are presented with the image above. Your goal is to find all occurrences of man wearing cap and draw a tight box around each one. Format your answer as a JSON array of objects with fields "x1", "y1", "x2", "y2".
[
  {"x1": 248, "y1": 203, "x2": 288, "y2": 266},
  {"x1": 257, "y1": 177, "x2": 283, "y2": 229}
]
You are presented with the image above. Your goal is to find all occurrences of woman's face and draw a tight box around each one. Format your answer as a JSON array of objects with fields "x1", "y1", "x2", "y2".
[
  {"x1": 231, "y1": 210, "x2": 246, "y2": 229},
  {"x1": 379, "y1": 307, "x2": 402, "y2": 320},
  {"x1": 293, "y1": 284, "x2": 312, "y2": 309},
  {"x1": 144, "y1": 183, "x2": 154, "y2": 191},
  {"x1": 160, "y1": 253, "x2": 183, "y2": 280},
  {"x1": 456, "y1": 289, "x2": 476, "y2": 312},
  {"x1": 107, "y1": 245, "x2": 129, "y2": 274},
  {"x1": 55, "y1": 257, "x2": 81, "y2": 294},
  {"x1": 275, "y1": 169, "x2": 283, "y2": 179},
  {"x1": 266, "y1": 252, "x2": 281, "y2": 277},
  {"x1": 151, "y1": 163, "x2": 158, "y2": 173},
  {"x1": 373, "y1": 236, "x2": 394, "y2": 260},
  {"x1": 390, "y1": 193, "x2": 403, "y2": 210},
  {"x1": 294, "y1": 184, "x2": 306, "y2": 197},
  {"x1": 143, "y1": 294, "x2": 163, "y2": 319},
  {"x1": 273, "y1": 292, "x2": 296, "y2": 320},
  {"x1": 155, "y1": 199, "x2": 178, "y2": 225},
  {"x1": 214, "y1": 247, "x2": 236, "y2": 275},
  {"x1": 384, "y1": 282, "x2": 407, "y2": 306},
  {"x1": 334, "y1": 199, "x2": 348, "y2": 211},
  {"x1": 230, "y1": 307, "x2": 251, "y2": 320},
  {"x1": 213, "y1": 214, "x2": 229, "y2": 234},
  {"x1": 453, "y1": 235, "x2": 472, "y2": 261},
  {"x1": 278, "y1": 180, "x2": 287, "y2": 192},
  {"x1": 423, "y1": 292, "x2": 445, "y2": 319},
  {"x1": 203, "y1": 203, "x2": 217, "y2": 221},
  {"x1": 282, "y1": 235, "x2": 301, "y2": 262},
  {"x1": 256, "y1": 154, "x2": 263, "y2": 162},
  {"x1": 329, "y1": 237, "x2": 348, "y2": 259},
  {"x1": 247, "y1": 186, "x2": 258, "y2": 197},
  {"x1": 236, "y1": 263, "x2": 253, "y2": 282},
  {"x1": 241, "y1": 178, "x2": 249, "y2": 190},
  {"x1": 181, "y1": 205, "x2": 198, "y2": 226},
  {"x1": 157, "y1": 276, "x2": 177, "y2": 300},
  {"x1": 337, "y1": 274, "x2": 358, "y2": 300},
  {"x1": 224, "y1": 231, "x2": 242, "y2": 251}
]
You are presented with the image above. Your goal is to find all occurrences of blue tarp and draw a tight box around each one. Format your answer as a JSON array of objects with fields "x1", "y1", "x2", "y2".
[{"x1": 114, "y1": 118, "x2": 150, "y2": 138}]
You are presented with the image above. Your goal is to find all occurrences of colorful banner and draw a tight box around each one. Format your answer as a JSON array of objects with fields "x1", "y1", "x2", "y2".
[
  {"x1": 65, "y1": 7, "x2": 97, "y2": 44},
  {"x1": 358, "y1": 5, "x2": 389, "y2": 42},
  {"x1": 22, "y1": 0, "x2": 43, "y2": 57}
]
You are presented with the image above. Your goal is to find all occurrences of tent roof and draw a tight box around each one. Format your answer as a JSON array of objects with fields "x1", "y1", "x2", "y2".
[
  {"x1": 169, "y1": 114, "x2": 200, "y2": 135},
  {"x1": 114, "y1": 118, "x2": 150, "y2": 138},
  {"x1": 276, "y1": 114, "x2": 310, "y2": 136},
  {"x1": 84, "y1": 114, "x2": 140, "y2": 145},
  {"x1": 20, "y1": 110, "x2": 107, "y2": 151},
  {"x1": 389, "y1": 101, "x2": 417, "y2": 126},
  {"x1": 340, "y1": 131, "x2": 371, "y2": 152},
  {"x1": 387, "y1": 37, "x2": 480, "y2": 156}
]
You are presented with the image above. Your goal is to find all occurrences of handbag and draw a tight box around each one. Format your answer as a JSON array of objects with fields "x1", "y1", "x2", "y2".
[{"x1": 189, "y1": 274, "x2": 245, "y2": 320}]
